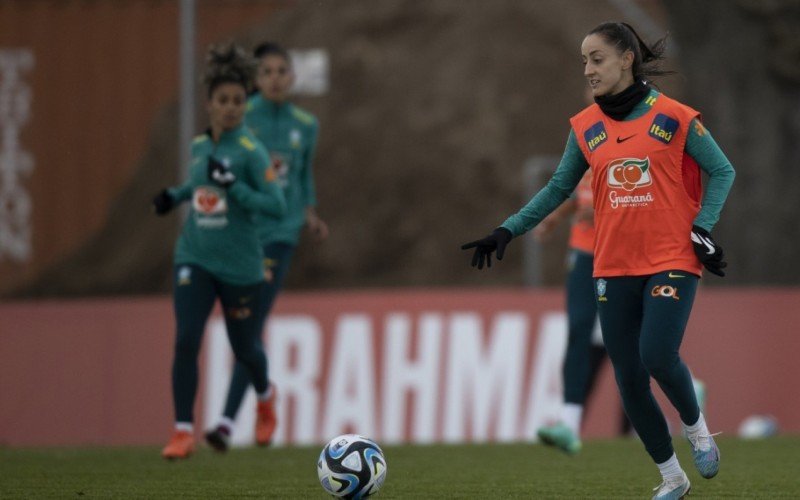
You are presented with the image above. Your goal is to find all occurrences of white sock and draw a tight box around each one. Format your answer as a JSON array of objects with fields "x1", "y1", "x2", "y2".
[
  {"x1": 656, "y1": 453, "x2": 684, "y2": 481},
  {"x1": 562, "y1": 403, "x2": 583, "y2": 437},
  {"x1": 257, "y1": 384, "x2": 273, "y2": 402},
  {"x1": 217, "y1": 416, "x2": 235, "y2": 433},
  {"x1": 683, "y1": 412, "x2": 708, "y2": 435},
  {"x1": 175, "y1": 422, "x2": 194, "y2": 433}
]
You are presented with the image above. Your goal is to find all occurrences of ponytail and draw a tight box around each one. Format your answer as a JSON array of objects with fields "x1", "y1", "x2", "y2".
[{"x1": 589, "y1": 22, "x2": 674, "y2": 81}]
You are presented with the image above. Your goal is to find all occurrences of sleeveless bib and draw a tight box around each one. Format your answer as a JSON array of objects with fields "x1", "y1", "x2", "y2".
[{"x1": 569, "y1": 93, "x2": 703, "y2": 277}]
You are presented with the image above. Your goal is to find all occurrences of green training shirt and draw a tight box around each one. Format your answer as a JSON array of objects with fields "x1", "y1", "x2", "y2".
[
  {"x1": 501, "y1": 89, "x2": 735, "y2": 237},
  {"x1": 169, "y1": 124, "x2": 287, "y2": 285},
  {"x1": 246, "y1": 95, "x2": 319, "y2": 246}
]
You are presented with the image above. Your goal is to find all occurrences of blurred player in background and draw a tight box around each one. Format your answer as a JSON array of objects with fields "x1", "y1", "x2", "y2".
[
  {"x1": 205, "y1": 41, "x2": 328, "y2": 452},
  {"x1": 152, "y1": 44, "x2": 286, "y2": 460},
  {"x1": 533, "y1": 170, "x2": 628, "y2": 454},
  {"x1": 463, "y1": 21, "x2": 734, "y2": 499}
]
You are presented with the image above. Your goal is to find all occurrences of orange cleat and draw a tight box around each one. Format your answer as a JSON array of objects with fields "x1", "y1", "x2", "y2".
[
  {"x1": 256, "y1": 386, "x2": 278, "y2": 446},
  {"x1": 161, "y1": 430, "x2": 195, "y2": 460}
]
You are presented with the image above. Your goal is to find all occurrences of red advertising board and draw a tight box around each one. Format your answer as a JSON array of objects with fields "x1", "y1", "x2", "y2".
[{"x1": 1, "y1": 289, "x2": 798, "y2": 447}]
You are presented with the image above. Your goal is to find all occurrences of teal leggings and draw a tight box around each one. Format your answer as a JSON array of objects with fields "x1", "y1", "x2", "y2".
[
  {"x1": 171, "y1": 264, "x2": 268, "y2": 423},
  {"x1": 595, "y1": 271, "x2": 700, "y2": 463},
  {"x1": 563, "y1": 249, "x2": 599, "y2": 404},
  {"x1": 222, "y1": 242, "x2": 295, "y2": 420}
]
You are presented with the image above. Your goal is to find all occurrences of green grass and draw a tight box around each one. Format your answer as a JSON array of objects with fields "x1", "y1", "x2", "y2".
[{"x1": 1, "y1": 436, "x2": 798, "y2": 498}]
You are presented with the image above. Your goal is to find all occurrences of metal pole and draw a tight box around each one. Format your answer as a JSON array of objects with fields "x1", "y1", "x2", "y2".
[
  {"x1": 522, "y1": 155, "x2": 560, "y2": 287},
  {"x1": 178, "y1": 0, "x2": 196, "y2": 183}
]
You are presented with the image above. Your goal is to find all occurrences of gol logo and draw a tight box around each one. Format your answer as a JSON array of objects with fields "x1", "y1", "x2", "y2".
[
  {"x1": 651, "y1": 285, "x2": 680, "y2": 300},
  {"x1": 607, "y1": 157, "x2": 652, "y2": 191},
  {"x1": 226, "y1": 306, "x2": 252, "y2": 320}
]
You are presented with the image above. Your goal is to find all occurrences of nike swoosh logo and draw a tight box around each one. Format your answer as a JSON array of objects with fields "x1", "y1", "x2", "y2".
[
  {"x1": 616, "y1": 134, "x2": 636, "y2": 143},
  {"x1": 668, "y1": 272, "x2": 685, "y2": 278},
  {"x1": 691, "y1": 232, "x2": 716, "y2": 255}
]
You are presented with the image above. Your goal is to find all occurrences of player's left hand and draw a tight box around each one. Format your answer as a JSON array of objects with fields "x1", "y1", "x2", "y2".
[
  {"x1": 691, "y1": 225, "x2": 727, "y2": 277},
  {"x1": 208, "y1": 157, "x2": 236, "y2": 188}
]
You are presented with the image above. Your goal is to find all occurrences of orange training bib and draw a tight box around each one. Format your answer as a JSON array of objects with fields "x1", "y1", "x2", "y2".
[
  {"x1": 569, "y1": 93, "x2": 703, "y2": 277},
  {"x1": 568, "y1": 170, "x2": 595, "y2": 254}
]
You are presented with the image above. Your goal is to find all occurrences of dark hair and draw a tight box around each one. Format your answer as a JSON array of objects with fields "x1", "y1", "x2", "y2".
[
  {"x1": 253, "y1": 41, "x2": 291, "y2": 64},
  {"x1": 203, "y1": 43, "x2": 256, "y2": 98},
  {"x1": 588, "y1": 22, "x2": 674, "y2": 81}
]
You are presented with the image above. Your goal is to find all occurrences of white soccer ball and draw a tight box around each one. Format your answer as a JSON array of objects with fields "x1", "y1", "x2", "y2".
[
  {"x1": 317, "y1": 434, "x2": 387, "y2": 499},
  {"x1": 738, "y1": 415, "x2": 778, "y2": 439}
]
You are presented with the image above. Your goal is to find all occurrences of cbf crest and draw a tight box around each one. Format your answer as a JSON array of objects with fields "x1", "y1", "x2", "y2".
[
  {"x1": 177, "y1": 266, "x2": 192, "y2": 286},
  {"x1": 290, "y1": 129, "x2": 302, "y2": 149},
  {"x1": 596, "y1": 278, "x2": 608, "y2": 302}
]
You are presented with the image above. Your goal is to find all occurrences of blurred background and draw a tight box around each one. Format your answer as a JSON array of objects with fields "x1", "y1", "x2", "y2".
[
  {"x1": 2, "y1": 0, "x2": 798, "y2": 297},
  {"x1": 1, "y1": 0, "x2": 798, "y2": 448}
]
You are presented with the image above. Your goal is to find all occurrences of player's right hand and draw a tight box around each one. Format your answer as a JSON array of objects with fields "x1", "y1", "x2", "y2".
[
  {"x1": 152, "y1": 189, "x2": 174, "y2": 216},
  {"x1": 461, "y1": 227, "x2": 513, "y2": 270}
]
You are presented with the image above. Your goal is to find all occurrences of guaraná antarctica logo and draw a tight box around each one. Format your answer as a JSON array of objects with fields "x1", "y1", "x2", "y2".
[
  {"x1": 607, "y1": 157, "x2": 652, "y2": 191},
  {"x1": 192, "y1": 186, "x2": 228, "y2": 215},
  {"x1": 606, "y1": 157, "x2": 655, "y2": 209},
  {"x1": 192, "y1": 186, "x2": 229, "y2": 228}
]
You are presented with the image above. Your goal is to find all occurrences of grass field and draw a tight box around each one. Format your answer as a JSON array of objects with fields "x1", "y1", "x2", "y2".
[{"x1": 1, "y1": 436, "x2": 798, "y2": 498}]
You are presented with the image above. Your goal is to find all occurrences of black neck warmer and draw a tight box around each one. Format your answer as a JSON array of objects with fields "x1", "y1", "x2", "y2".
[{"x1": 594, "y1": 79, "x2": 650, "y2": 121}]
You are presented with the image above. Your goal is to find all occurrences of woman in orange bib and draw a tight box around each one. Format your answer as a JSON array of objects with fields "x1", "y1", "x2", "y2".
[{"x1": 462, "y1": 22, "x2": 735, "y2": 499}]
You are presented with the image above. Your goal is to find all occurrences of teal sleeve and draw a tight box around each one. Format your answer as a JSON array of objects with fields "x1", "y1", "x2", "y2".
[
  {"x1": 301, "y1": 121, "x2": 319, "y2": 207},
  {"x1": 501, "y1": 129, "x2": 589, "y2": 237},
  {"x1": 168, "y1": 182, "x2": 193, "y2": 203},
  {"x1": 228, "y1": 148, "x2": 287, "y2": 217},
  {"x1": 685, "y1": 119, "x2": 736, "y2": 232}
]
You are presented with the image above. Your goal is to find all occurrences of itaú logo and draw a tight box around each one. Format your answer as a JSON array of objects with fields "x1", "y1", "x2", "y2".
[{"x1": 606, "y1": 157, "x2": 652, "y2": 192}]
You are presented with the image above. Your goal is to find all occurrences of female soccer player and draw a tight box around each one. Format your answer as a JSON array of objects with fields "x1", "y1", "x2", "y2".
[
  {"x1": 204, "y1": 41, "x2": 328, "y2": 451},
  {"x1": 152, "y1": 44, "x2": 286, "y2": 460},
  {"x1": 462, "y1": 22, "x2": 734, "y2": 499}
]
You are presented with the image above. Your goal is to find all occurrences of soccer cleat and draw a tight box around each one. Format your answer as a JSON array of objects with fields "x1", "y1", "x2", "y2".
[
  {"x1": 204, "y1": 425, "x2": 231, "y2": 453},
  {"x1": 686, "y1": 430, "x2": 720, "y2": 478},
  {"x1": 536, "y1": 423, "x2": 582, "y2": 455},
  {"x1": 652, "y1": 472, "x2": 691, "y2": 499},
  {"x1": 161, "y1": 430, "x2": 195, "y2": 460},
  {"x1": 256, "y1": 385, "x2": 278, "y2": 446}
]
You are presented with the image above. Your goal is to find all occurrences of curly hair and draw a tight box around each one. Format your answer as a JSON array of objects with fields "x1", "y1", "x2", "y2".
[
  {"x1": 203, "y1": 43, "x2": 256, "y2": 97},
  {"x1": 253, "y1": 41, "x2": 290, "y2": 63}
]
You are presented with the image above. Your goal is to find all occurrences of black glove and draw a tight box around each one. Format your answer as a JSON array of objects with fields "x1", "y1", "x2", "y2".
[
  {"x1": 208, "y1": 157, "x2": 236, "y2": 188},
  {"x1": 152, "y1": 189, "x2": 174, "y2": 216},
  {"x1": 691, "y1": 225, "x2": 727, "y2": 277},
  {"x1": 461, "y1": 227, "x2": 513, "y2": 270}
]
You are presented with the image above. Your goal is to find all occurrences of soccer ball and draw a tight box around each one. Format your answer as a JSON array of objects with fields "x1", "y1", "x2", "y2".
[
  {"x1": 317, "y1": 434, "x2": 387, "y2": 498},
  {"x1": 738, "y1": 415, "x2": 778, "y2": 439}
]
